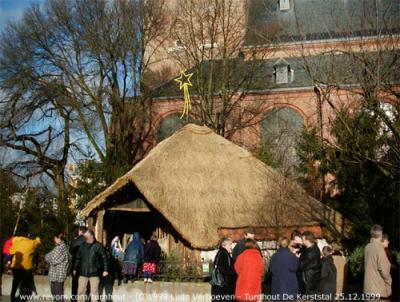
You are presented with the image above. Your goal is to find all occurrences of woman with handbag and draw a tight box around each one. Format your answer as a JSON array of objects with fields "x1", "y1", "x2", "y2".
[{"x1": 211, "y1": 238, "x2": 237, "y2": 301}]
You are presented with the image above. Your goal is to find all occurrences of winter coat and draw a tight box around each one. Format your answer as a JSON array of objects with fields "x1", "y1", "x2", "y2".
[
  {"x1": 298, "y1": 244, "x2": 321, "y2": 295},
  {"x1": 364, "y1": 238, "x2": 392, "y2": 297},
  {"x1": 2, "y1": 236, "x2": 13, "y2": 255},
  {"x1": 319, "y1": 255, "x2": 337, "y2": 295},
  {"x1": 211, "y1": 247, "x2": 237, "y2": 301},
  {"x1": 124, "y1": 232, "x2": 144, "y2": 264},
  {"x1": 101, "y1": 249, "x2": 119, "y2": 283},
  {"x1": 384, "y1": 247, "x2": 393, "y2": 265},
  {"x1": 45, "y1": 241, "x2": 70, "y2": 282},
  {"x1": 9, "y1": 236, "x2": 41, "y2": 270},
  {"x1": 70, "y1": 235, "x2": 86, "y2": 268},
  {"x1": 232, "y1": 240, "x2": 245, "y2": 261},
  {"x1": 74, "y1": 240, "x2": 108, "y2": 277},
  {"x1": 332, "y1": 253, "x2": 346, "y2": 294},
  {"x1": 235, "y1": 249, "x2": 265, "y2": 302},
  {"x1": 144, "y1": 240, "x2": 161, "y2": 263},
  {"x1": 270, "y1": 247, "x2": 299, "y2": 299}
]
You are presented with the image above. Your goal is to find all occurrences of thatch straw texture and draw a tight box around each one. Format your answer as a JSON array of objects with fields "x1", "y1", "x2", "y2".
[{"x1": 82, "y1": 124, "x2": 345, "y2": 249}]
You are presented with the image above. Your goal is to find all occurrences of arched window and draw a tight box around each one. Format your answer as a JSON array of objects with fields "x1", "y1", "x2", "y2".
[
  {"x1": 260, "y1": 107, "x2": 304, "y2": 177},
  {"x1": 157, "y1": 114, "x2": 187, "y2": 142}
]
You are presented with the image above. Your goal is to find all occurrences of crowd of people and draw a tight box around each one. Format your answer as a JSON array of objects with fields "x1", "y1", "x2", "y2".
[
  {"x1": 2, "y1": 227, "x2": 161, "y2": 302},
  {"x1": 0, "y1": 224, "x2": 396, "y2": 302},
  {"x1": 210, "y1": 225, "x2": 396, "y2": 302}
]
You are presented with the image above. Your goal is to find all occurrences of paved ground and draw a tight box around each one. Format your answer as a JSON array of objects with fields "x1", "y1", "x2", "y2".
[
  {"x1": 1, "y1": 297, "x2": 54, "y2": 302},
  {"x1": 0, "y1": 297, "x2": 54, "y2": 302}
]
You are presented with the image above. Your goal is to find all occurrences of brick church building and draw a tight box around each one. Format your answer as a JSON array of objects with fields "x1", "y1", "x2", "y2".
[{"x1": 144, "y1": 0, "x2": 399, "y2": 173}]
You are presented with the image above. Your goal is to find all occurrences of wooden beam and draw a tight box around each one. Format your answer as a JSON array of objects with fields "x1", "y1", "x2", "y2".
[
  {"x1": 107, "y1": 207, "x2": 151, "y2": 212},
  {"x1": 87, "y1": 217, "x2": 95, "y2": 230},
  {"x1": 95, "y1": 210, "x2": 105, "y2": 244}
]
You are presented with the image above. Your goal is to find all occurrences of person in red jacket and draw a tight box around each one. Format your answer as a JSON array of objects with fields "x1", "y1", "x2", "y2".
[{"x1": 234, "y1": 239, "x2": 265, "y2": 302}]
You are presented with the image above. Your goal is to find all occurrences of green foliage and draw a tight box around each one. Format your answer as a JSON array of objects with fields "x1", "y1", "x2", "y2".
[
  {"x1": 71, "y1": 151, "x2": 132, "y2": 210},
  {"x1": 158, "y1": 251, "x2": 202, "y2": 281},
  {"x1": 296, "y1": 104, "x2": 400, "y2": 249},
  {"x1": 20, "y1": 188, "x2": 64, "y2": 273},
  {"x1": 72, "y1": 160, "x2": 108, "y2": 210},
  {"x1": 0, "y1": 183, "x2": 74, "y2": 273},
  {"x1": 296, "y1": 127, "x2": 327, "y2": 199},
  {"x1": 393, "y1": 250, "x2": 400, "y2": 265},
  {"x1": 258, "y1": 139, "x2": 278, "y2": 168},
  {"x1": 159, "y1": 252, "x2": 183, "y2": 281},
  {"x1": 0, "y1": 168, "x2": 20, "y2": 245},
  {"x1": 348, "y1": 246, "x2": 365, "y2": 277},
  {"x1": 0, "y1": 175, "x2": 75, "y2": 274}
]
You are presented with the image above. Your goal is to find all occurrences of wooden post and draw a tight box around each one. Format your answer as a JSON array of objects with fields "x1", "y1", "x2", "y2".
[
  {"x1": 87, "y1": 216, "x2": 95, "y2": 230},
  {"x1": 102, "y1": 229, "x2": 107, "y2": 246},
  {"x1": 96, "y1": 210, "x2": 105, "y2": 244}
]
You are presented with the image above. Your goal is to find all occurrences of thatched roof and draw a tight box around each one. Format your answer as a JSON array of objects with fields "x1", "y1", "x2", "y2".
[{"x1": 82, "y1": 124, "x2": 346, "y2": 249}]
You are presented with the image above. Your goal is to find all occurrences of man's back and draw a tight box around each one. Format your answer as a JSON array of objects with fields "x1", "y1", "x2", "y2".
[
  {"x1": 9, "y1": 236, "x2": 41, "y2": 270},
  {"x1": 71, "y1": 235, "x2": 85, "y2": 267},
  {"x1": 76, "y1": 241, "x2": 108, "y2": 277},
  {"x1": 364, "y1": 239, "x2": 391, "y2": 297},
  {"x1": 270, "y1": 247, "x2": 299, "y2": 296},
  {"x1": 298, "y1": 244, "x2": 321, "y2": 294}
]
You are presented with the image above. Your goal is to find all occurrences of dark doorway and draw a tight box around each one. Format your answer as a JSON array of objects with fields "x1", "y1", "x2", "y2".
[
  {"x1": 104, "y1": 210, "x2": 163, "y2": 245},
  {"x1": 100, "y1": 181, "x2": 192, "y2": 251}
]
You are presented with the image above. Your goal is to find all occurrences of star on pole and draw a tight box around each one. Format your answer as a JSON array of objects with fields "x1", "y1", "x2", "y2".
[
  {"x1": 174, "y1": 70, "x2": 193, "y2": 89},
  {"x1": 174, "y1": 70, "x2": 194, "y2": 118}
]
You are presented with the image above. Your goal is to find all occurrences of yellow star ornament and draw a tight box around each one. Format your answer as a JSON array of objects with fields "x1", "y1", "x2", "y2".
[{"x1": 174, "y1": 70, "x2": 193, "y2": 119}]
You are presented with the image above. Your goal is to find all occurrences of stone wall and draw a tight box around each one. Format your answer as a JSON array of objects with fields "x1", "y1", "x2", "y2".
[{"x1": 1, "y1": 274, "x2": 212, "y2": 302}]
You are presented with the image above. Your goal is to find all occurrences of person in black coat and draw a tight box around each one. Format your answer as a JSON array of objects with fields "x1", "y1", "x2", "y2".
[
  {"x1": 383, "y1": 234, "x2": 399, "y2": 301},
  {"x1": 98, "y1": 248, "x2": 119, "y2": 302},
  {"x1": 70, "y1": 226, "x2": 87, "y2": 302},
  {"x1": 211, "y1": 238, "x2": 237, "y2": 302},
  {"x1": 143, "y1": 236, "x2": 162, "y2": 283},
  {"x1": 319, "y1": 246, "x2": 337, "y2": 298},
  {"x1": 270, "y1": 237, "x2": 299, "y2": 301},
  {"x1": 298, "y1": 231, "x2": 321, "y2": 295}
]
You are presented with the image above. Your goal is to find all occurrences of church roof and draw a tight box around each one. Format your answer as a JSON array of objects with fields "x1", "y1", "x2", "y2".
[
  {"x1": 154, "y1": 51, "x2": 399, "y2": 98},
  {"x1": 244, "y1": 0, "x2": 400, "y2": 46}
]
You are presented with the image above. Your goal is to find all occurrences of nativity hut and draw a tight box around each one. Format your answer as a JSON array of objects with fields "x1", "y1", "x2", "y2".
[{"x1": 81, "y1": 124, "x2": 346, "y2": 263}]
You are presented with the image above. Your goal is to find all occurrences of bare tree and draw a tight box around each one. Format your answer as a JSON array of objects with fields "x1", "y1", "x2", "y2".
[
  {"x1": 0, "y1": 0, "x2": 171, "y2": 199},
  {"x1": 0, "y1": 71, "x2": 73, "y2": 216},
  {"x1": 168, "y1": 0, "x2": 278, "y2": 138},
  {"x1": 258, "y1": 107, "x2": 304, "y2": 180}
]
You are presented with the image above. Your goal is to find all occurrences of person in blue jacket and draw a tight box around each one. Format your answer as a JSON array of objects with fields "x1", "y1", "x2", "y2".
[
  {"x1": 122, "y1": 232, "x2": 144, "y2": 283},
  {"x1": 270, "y1": 237, "x2": 300, "y2": 301}
]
